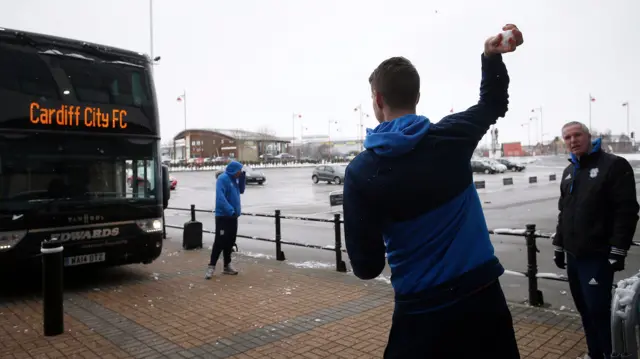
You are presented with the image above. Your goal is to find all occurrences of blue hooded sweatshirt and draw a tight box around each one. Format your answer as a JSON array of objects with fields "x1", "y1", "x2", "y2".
[
  {"x1": 343, "y1": 53, "x2": 509, "y2": 313},
  {"x1": 215, "y1": 160, "x2": 245, "y2": 217}
]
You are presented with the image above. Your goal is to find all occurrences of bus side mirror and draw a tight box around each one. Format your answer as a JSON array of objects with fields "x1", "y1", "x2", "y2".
[{"x1": 161, "y1": 165, "x2": 170, "y2": 209}]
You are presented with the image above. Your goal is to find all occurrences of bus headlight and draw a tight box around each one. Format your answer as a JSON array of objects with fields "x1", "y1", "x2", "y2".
[
  {"x1": 136, "y1": 218, "x2": 163, "y2": 233},
  {"x1": 0, "y1": 230, "x2": 27, "y2": 252}
]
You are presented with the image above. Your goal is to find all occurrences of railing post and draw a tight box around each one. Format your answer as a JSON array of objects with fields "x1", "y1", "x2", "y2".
[
  {"x1": 275, "y1": 210, "x2": 286, "y2": 261},
  {"x1": 190, "y1": 204, "x2": 196, "y2": 222},
  {"x1": 41, "y1": 237, "x2": 64, "y2": 336},
  {"x1": 333, "y1": 214, "x2": 347, "y2": 272},
  {"x1": 525, "y1": 224, "x2": 544, "y2": 307}
]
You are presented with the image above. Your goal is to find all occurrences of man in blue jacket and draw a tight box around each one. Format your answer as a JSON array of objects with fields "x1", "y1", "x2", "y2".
[
  {"x1": 205, "y1": 160, "x2": 245, "y2": 279},
  {"x1": 343, "y1": 24, "x2": 523, "y2": 358}
]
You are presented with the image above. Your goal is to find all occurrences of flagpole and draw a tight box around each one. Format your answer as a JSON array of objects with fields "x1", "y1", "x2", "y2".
[
  {"x1": 626, "y1": 102, "x2": 630, "y2": 136},
  {"x1": 589, "y1": 94, "x2": 593, "y2": 132},
  {"x1": 182, "y1": 90, "x2": 187, "y2": 130},
  {"x1": 292, "y1": 113, "x2": 296, "y2": 144}
]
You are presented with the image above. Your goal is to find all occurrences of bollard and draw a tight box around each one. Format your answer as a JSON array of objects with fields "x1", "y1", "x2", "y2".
[
  {"x1": 502, "y1": 177, "x2": 514, "y2": 186},
  {"x1": 528, "y1": 176, "x2": 538, "y2": 184},
  {"x1": 525, "y1": 224, "x2": 544, "y2": 307},
  {"x1": 41, "y1": 238, "x2": 64, "y2": 336},
  {"x1": 474, "y1": 180, "x2": 486, "y2": 189},
  {"x1": 333, "y1": 214, "x2": 347, "y2": 273},
  {"x1": 162, "y1": 212, "x2": 167, "y2": 240},
  {"x1": 549, "y1": 174, "x2": 556, "y2": 181},
  {"x1": 182, "y1": 204, "x2": 203, "y2": 250},
  {"x1": 274, "y1": 210, "x2": 286, "y2": 261}
]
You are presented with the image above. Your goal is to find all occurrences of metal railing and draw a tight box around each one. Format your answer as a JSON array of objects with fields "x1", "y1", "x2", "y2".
[
  {"x1": 166, "y1": 205, "x2": 347, "y2": 272},
  {"x1": 164, "y1": 205, "x2": 635, "y2": 307}
]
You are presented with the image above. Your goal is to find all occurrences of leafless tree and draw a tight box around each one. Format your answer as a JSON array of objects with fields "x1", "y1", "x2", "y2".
[{"x1": 255, "y1": 126, "x2": 276, "y2": 139}]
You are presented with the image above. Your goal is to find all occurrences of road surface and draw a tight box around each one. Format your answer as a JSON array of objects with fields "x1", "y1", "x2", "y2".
[{"x1": 164, "y1": 157, "x2": 640, "y2": 311}]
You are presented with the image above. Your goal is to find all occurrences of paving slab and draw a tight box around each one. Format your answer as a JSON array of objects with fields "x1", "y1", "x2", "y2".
[{"x1": 0, "y1": 236, "x2": 587, "y2": 359}]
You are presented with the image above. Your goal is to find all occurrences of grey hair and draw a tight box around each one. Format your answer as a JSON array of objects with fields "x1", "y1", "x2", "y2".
[{"x1": 561, "y1": 121, "x2": 590, "y2": 136}]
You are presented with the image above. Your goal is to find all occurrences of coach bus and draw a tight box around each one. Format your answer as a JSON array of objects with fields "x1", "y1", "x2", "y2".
[{"x1": 0, "y1": 27, "x2": 170, "y2": 269}]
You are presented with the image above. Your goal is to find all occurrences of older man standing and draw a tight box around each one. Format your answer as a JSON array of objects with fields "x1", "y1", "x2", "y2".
[{"x1": 553, "y1": 121, "x2": 639, "y2": 359}]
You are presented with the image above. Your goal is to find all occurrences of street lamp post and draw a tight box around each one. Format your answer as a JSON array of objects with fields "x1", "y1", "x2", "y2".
[
  {"x1": 177, "y1": 91, "x2": 187, "y2": 130},
  {"x1": 328, "y1": 119, "x2": 338, "y2": 159},
  {"x1": 521, "y1": 122, "x2": 531, "y2": 148},
  {"x1": 531, "y1": 107, "x2": 543, "y2": 144},
  {"x1": 354, "y1": 105, "x2": 369, "y2": 151},
  {"x1": 149, "y1": 0, "x2": 154, "y2": 64},
  {"x1": 623, "y1": 102, "x2": 630, "y2": 136}
]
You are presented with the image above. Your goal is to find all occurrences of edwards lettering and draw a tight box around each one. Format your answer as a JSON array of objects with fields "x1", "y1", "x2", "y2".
[
  {"x1": 30, "y1": 102, "x2": 128, "y2": 129},
  {"x1": 52, "y1": 227, "x2": 120, "y2": 241}
]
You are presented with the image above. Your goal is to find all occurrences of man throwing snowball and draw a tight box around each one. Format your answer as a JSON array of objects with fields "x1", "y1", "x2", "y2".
[{"x1": 343, "y1": 24, "x2": 523, "y2": 358}]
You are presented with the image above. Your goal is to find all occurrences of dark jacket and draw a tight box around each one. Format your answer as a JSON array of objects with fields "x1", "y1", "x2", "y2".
[
  {"x1": 553, "y1": 139, "x2": 639, "y2": 257},
  {"x1": 343, "y1": 53, "x2": 509, "y2": 313}
]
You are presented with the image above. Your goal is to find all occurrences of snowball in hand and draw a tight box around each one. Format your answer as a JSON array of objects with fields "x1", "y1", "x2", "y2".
[{"x1": 500, "y1": 30, "x2": 515, "y2": 48}]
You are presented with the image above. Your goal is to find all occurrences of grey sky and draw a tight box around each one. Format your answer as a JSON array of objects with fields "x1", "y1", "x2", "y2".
[{"x1": 2, "y1": 0, "x2": 638, "y2": 145}]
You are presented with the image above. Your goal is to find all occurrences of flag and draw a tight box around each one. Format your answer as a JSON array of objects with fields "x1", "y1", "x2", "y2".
[
  {"x1": 623, "y1": 102, "x2": 629, "y2": 107},
  {"x1": 589, "y1": 94, "x2": 596, "y2": 102},
  {"x1": 450, "y1": 108, "x2": 454, "y2": 113},
  {"x1": 177, "y1": 95, "x2": 183, "y2": 102}
]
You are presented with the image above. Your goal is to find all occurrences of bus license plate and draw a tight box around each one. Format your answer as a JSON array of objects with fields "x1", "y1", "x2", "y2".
[{"x1": 64, "y1": 253, "x2": 106, "y2": 267}]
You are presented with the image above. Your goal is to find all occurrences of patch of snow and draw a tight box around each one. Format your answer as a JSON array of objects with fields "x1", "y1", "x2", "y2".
[
  {"x1": 288, "y1": 261, "x2": 333, "y2": 269},
  {"x1": 503, "y1": 270, "x2": 526, "y2": 277},
  {"x1": 536, "y1": 272, "x2": 568, "y2": 280},
  {"x1": 492, "y1": 228, "x2": 527, "y2": 236},
  {"x1": 374, "y1": 275, "x2": 392, "y2": 284},
  {"x1": 617, "y1": 153, "x2": 640, "y2": 162},
  {"x1": 239, "y1": 251, "x2": 273, "y2": 259}
]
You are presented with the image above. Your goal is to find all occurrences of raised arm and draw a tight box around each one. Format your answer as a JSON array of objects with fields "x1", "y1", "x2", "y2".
[{"x1": 432, "y1": 24, "x2": 523, "y2": 159}]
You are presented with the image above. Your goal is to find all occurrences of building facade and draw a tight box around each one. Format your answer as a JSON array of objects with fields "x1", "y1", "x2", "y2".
[{"x1": 171, "y1": 129, "x2": 290, "y2": 162}]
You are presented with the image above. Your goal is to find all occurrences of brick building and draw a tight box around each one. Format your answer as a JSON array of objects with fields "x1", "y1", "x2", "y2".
[{"x1": 171, "y1": 129, "x2": 290, "y2": 162}]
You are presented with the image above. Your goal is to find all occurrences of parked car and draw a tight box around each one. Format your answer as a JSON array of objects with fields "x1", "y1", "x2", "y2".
[
  {"x1": 215, "y1": 166, "x2": 266, "y2": 185},
  {"x1": 496, "y1": 158, "x2": 526, "y2": 172},
  {"x1": 169, "y1": 176, "x2": 177, "y2": 190},
  {"x1": 312, "y1": 165, "x2": 346, "y2": 184},
  {"x1": 471, "y1": 160, "x2": 498, "y2": 174},
  {"x1": 483, "y1": 159, "x2": 507, "y2": 173}
]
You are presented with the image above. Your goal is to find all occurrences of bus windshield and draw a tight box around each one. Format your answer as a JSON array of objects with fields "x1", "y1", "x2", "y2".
[{"x1": 0, "y1": 132, "x2": 158, "y2": 210}]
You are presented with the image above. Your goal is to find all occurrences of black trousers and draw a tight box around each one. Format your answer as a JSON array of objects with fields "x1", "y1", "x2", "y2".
[
  {"x1": 209, "y1": 216, "x2": 238, "y2": 267},
  {"x1": 384, "y1": 280, "x2": 520, "y2": 359},
  {"x1": 567, "y1": 254, "x2": 614, "y2": 359}
]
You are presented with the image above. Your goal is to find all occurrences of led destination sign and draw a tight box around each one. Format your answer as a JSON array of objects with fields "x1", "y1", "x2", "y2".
[{"x1": 29, "y1": 102, "x2": 128, "y2": 129}]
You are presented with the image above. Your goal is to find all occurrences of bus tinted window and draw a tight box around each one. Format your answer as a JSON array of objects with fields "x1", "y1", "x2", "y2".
[
  {"x1": 0, "y1": 133, "x2": 158, "y2": 207},
  {"x1": 0, "y1": 45, "x2": 60, "y2": 100}
]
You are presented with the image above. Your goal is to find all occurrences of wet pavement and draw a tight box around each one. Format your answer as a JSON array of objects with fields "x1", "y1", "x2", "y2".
[{"x1": 165, "y1": 157, "x2": 640, "y2": 311}]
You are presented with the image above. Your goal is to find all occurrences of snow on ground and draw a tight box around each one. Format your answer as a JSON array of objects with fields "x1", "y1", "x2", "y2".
[
  {"x1": 287, "y1": 261, "x2": 334, "y2": 269},
  {"x1": 617, "y1": 153, "x2": 640, "y2": 161},
  {"x1": 169, "y1": 161, "x2": 350, "y2": 172}
]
